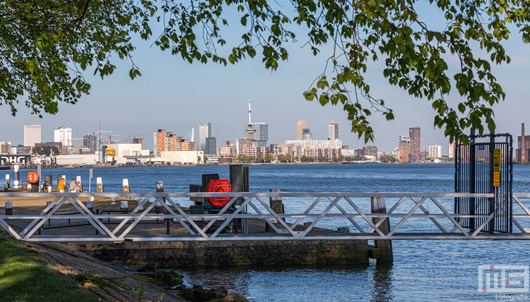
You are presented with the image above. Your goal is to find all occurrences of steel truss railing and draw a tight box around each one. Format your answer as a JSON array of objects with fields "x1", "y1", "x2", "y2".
[{"x1": 2, "y1": 192, "x2": 530, "y2": 242}]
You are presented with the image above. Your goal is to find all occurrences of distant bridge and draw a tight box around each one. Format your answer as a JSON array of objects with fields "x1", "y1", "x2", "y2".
[{"x1": 1, "y1": 192, "x2": 530, "y2": 242}]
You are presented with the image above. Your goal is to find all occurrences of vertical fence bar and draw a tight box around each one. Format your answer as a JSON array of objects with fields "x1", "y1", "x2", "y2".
[
  {"x1": 469, "y1": 130, "x2": 476, "y2": 231},
  {"x1": 489, "y1": 133, "x2": 495, "y2": 234}
]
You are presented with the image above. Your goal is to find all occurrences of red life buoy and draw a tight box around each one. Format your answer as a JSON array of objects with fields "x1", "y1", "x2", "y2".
[
  {"x1": 27, "y1": 172, "x2": 39, "y2": 184},
  {"x1": 206, "y1": 179, "x2": 232, "y2": 207}
]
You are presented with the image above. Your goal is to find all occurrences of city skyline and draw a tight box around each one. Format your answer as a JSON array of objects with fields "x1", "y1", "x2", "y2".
[
  {"x1": 5, "y1": 121, "x2": 451, "y2": 158},
  {"x1": 0, "y1": 18, "x2": 528, "y2": 152}
]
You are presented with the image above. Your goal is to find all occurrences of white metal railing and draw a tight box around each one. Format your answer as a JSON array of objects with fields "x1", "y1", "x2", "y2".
[{"x1": 1, "y1": 192, "x2": 530, "y2": 242}]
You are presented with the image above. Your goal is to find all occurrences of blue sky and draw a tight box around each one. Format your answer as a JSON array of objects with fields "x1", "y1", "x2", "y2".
[{"x1": 1, "y1": 5, "x2": 529, "y2": 154}]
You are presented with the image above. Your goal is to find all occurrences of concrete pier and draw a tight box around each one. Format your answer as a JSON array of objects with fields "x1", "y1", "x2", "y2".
[{"x1": 67, "y1": 239, "x2": 369, "y2": 267}]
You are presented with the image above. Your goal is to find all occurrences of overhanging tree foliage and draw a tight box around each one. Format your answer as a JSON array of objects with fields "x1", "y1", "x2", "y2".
[{"x1": 1, "y1": 1, "x2": 529, "y2": 143}]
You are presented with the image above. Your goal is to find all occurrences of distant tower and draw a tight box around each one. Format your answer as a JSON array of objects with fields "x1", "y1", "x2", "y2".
[
  {"x1": 398, "y1": 135, "x2": 411, "y2": 162},
  {"x1": 328, "y1": 121, "x2": 339, "y2": 140},
  {"x1": 199, "y1": 123, "x2": 211, "y2": 151},
  {"x1": 54, "y1": 126, "x2": 73, "y2": 147},
  {"x1": 83, "y1": 134, "x2": 98, "y2": 153},
  {"x1": 522, "y1": 123, "x2": 526, "y2": 164},
  {"x1": 24, "y1": 125, "x2": 41, "y2": 147},
  {"x1": 448, "y1": 142, "x2": 456, "y2": 159},
  {"x1": 409, "y1": 127, "x2": 421, "y2": 162},
  {"x1": 297, "y1": 120, "x2": 308, "y2": 140},
  {"x1": 246, "y1": 100, "x2": 256, "y2": 140}
]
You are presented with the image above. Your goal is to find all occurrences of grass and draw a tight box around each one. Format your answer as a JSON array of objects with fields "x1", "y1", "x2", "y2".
[{"x1": 0, "y1": 234, "x2": 99, "y2": 302}]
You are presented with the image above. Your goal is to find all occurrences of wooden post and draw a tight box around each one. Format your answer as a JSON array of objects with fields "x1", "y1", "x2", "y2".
[
  {"x1": 371, "y1": 197, "x2": 393, "y2": 263},
  {"x1": 122, "y1": 179, "x2": 130, "y2": 193},
  {"x1": 266, "y1": 188, "x2": 284, "y2": 232},
  {"x1": 5, "y1": 201, "x2": 12, "y2": 215},
  {"x1": 14, "y1": 164, "x2": 19, "y2": 189},
  {"x1": 120, "y1": 200, "x2": 128, "y2": 213},
  {"x1": 96, "y1": 177, "x2": 104, "y2": 193},
  {"x1": 156, "y1": 181, "x2": 164, "y2": 213},
  {"x1": 76, "y1": 176, "x2": 83, "y2": 192}
]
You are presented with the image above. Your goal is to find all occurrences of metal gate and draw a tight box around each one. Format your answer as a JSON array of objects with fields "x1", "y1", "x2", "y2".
[{"x1": 455, "y1": 133, "x2": 513, "y2": 233}]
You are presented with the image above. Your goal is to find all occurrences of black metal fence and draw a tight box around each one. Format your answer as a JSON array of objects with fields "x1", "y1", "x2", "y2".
[{"x1": 455, "y1": 133, "x2": 513, "y2": 233}]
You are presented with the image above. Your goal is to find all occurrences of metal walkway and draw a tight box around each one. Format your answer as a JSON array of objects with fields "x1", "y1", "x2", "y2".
[{"x1": 2, "y1": 192, "x2": 530, "y2": 242}]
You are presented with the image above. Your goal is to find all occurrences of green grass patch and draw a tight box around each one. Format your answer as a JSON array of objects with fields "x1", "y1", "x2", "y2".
[{"x1": 0, "y1": 235, "x2": 99, "y2": 302}]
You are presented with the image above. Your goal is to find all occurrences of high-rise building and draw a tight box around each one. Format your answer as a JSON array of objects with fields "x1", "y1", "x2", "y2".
[
  {"x1": 448, "y1": 142, "x2": 456, "y2": 158},
  {"x1": 245, "y1": 122, "x2": 268, "y2": 147},
  {"x1": 427, "y1": 145, "x2": 443, "y2": 159},
  {"x1": 302, "y1": 128, "x2": 312, "y2": 140},
  {"x1": 205, "y1": 137, "x2": 217, "y2": 155},
  {"x1": 83, "y1": 134, "x2": 98, "y2": 153},
  {"x1": 398, "y1": 135, "x2": 410, "y2": 162},
  {"x1": 54, "y1": 126, "x2": 72, "y2": 147},
  {"x1": 24, "y1": 125, "x2": 41, "y2": 147},
  {"x1": 199, "y1": 122, "x2": 211, "y2": 151},
  {"x1": 409, "y1": 127, "x2": 421, "y2": 162},
  {"x1": 517, "y1": 123, "x2": 530, "y2": 164},
  {"x1": 154, "y1": 129, "x2": 196, "y2": 156},
  {"x1": 154, "y1": 129, "x2": 176, "y2": 157},
  {"x1": 0, "y1": 141, "x2": 11, "y2": 154},
  {"x1": 328, "y1": 122, "x2": 339, "y2": 140},
  {"x1": 296, "y1": 120, "x2": 308, "y2": 140}
]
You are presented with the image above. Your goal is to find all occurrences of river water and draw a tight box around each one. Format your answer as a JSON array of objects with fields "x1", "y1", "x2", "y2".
[{"x1": 8, "y1": 163, "x2": 530, "y2": 301}]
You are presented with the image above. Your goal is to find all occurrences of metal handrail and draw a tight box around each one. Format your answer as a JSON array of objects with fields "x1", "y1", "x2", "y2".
[{"x1": 1, "y1": 192, "x2": 530, "y2": 242}]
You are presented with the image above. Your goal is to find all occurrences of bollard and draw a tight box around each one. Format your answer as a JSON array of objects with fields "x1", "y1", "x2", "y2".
[
  {"x1": 14, "y1": 164, "x2": 19, "y2": 188},
  {"x1": 5, "y1": 174, "x2": 9, "y2": 189},
  {"x1": 44, "y1": 175, "x2": 52, "y2": 188},
  {"x1": 155, "y1": 181, "x2": 164, "y2": 213},
  {"x1": 76, "y1": 176, "x2": 83, "y2": 192},
  {"x1": 122, "y1": 179, "x2": 130, "y2": 193},
  {"x1": 47, "y1": 186, "x2": 52, "y2": 193},
  {"x1": 120, "y1": 200, "x2": 128, "y2": 213},
  {"x1": 371, "y1": 197, "x2": 393, "y2": 263},
  {"x1": 96, "y1": 177, "x2": 104, "y2": 193},
  {"x1": 87, "y1": 200, "x2": 93, "y2": 213},
  {"x1": 5, "y1": 201, "x2": 12, "y2": 215},
  {"x1": 266, "y1": 188, "x2": 284, "y2": 232},
  {"x1": 229, "y1": 164, "x2": 249, "y2": 205}
]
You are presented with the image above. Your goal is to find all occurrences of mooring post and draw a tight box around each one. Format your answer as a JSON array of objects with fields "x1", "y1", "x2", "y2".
[
  {"x1": 156, "y1": 180, "x2": 169, "y2": 233},
  {"x1": 96, "y1": 177, "x2": 104, "y2": 193},
  {"x1": 14, "y1": 164, "x2": 19, "y2": 189},
  {"x1": 122, "y1": 179, "x2": 130, "y2": 193},
  {"x1": 156, "y1": 181, "x2": 164, "y2": 214},
  {"x1": 266, "y1": 188, "x2": 284, "y2": 232},
  {"x1": 76, "y1": 176, "x2": 83, "y2": 192},
  {"x1": 120, "y1": 200, "x2": 128, "y2": 213},
  {"x1": 371, "y1": 196, "x2": 393, "y2": 263},
  {"x1": 5, "y1": 201, "x2": 12, "y2": 215},
  {"x1": 44, "y1": 175, "x2": 52, "y2": 189}
]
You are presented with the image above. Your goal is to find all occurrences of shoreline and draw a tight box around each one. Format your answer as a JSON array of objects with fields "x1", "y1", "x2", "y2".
[{"x1": 4, "y1": 161, "x2": 458, "y2": 170}]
